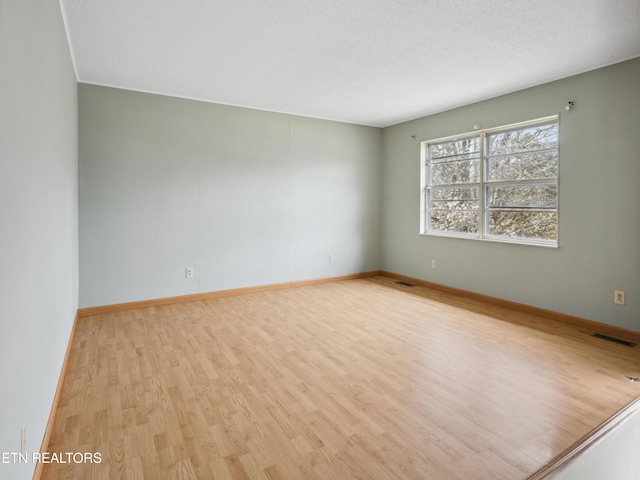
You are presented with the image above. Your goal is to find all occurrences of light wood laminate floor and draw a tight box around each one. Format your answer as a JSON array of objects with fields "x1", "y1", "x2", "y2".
[{"x1": 41, "y1": 276, "x2": 640, "y2": 479}]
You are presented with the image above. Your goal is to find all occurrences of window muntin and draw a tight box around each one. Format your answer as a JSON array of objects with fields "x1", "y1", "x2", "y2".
[{"x1": 421, "y1": 117, "x2": 558, "y2": 246}]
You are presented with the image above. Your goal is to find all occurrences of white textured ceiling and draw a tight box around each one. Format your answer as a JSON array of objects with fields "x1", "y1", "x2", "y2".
[{"x1": 61, "y1": 0, "x2": 640, "y2": 127}]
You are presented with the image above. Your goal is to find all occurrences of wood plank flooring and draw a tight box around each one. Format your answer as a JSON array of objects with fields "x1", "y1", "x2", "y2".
[{"x1": 41, "y1": 276, "x2": 640, "y2": 480}]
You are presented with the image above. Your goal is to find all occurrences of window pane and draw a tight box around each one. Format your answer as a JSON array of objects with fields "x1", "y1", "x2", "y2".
[
  {"x1": 429, "y1": 187, "x2": 479, "y2": 233},
  {"x1": 430, "y1": 159, "x2": 480, "y2": 185},
  {"x1": 431, "y1": 187, "x2": 479, "y2": 203},
  {"x1": 430, "y1": 210, "x2": 479, "y2": 234},
  {"x1": 429, "y1": 137, "x2": 480, "y2": 163},
  {"x1": 487, "y1": 151, "x2": 558, "y2": 182},
  {"x1": 431, "y1": 200, "x2": 478, "y2": 211},
  {"x1": 488, "y1": 211, "x2": 557, "y2": 240},
  {"x1": 487, "y1": 185, "x2": 557, "y2": 208},
  {"x1": 488, "y1": 123, "x2": 558, "y2": 156}
]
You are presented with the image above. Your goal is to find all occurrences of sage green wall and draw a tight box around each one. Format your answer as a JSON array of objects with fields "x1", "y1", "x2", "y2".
[
  {"x1": 0, "y1": 0, "x2": 78, "y2": 478},
  {"x1": 78, "y1": 85, "x2": 382, "y2": 308},
  {"x1": 382, "y1": 58, "x2": 640, "y2": 332}
]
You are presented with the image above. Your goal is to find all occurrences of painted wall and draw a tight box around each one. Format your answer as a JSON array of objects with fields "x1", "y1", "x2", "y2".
[
  {"x1": 381, "y1": 58, "x2": 640, "y2": 332},
  {"x1": 78, "y1": 85, "x2": 382, "y2": 307},
  {"x1": 0, "y1": 0, "x2": 78, "y2": 478},
  {"x1": 548, "y1": 404, "x2": 640, "y2": 480}
]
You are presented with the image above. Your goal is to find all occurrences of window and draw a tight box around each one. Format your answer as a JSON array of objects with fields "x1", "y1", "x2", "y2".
[{"x1": 420, "y1": 117, "x2": 558, "y2": 246}]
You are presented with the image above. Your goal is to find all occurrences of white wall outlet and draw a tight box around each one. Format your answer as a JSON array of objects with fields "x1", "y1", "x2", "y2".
[
  {"x1": 328, "y1": 255, "x2": 334, "y2": 264},
  {"x1": 431, "y1": 259, "x2": 437, "y2": 269},
  {"x1": 614, "y1": 290, "x2": 625, "y2": 305},
  {"x1": 186, "y1": 267, "x2": 193, "y2": 279}
]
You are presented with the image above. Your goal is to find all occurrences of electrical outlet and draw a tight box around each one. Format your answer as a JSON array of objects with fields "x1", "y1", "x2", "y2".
[
  {"x1": 328, "y1": 255, "x2": 334, "y2": 264},
  {"x1": 614, "y1": 290, "x2": 625, "y2": 305},
  {"x1": 186, "y1": 267, "x2": 193, "y2": 279},
  {"x1": 431, "y1": 259, "x2": 437, "y2": 269}
]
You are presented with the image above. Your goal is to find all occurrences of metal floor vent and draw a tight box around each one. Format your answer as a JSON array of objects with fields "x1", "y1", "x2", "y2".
[
  {"x1": 395, "y1": 281, "x2": 415, "y2": 287},
  {"x1": 592, "y1": 333, "x2": 637, "y2": 348}
]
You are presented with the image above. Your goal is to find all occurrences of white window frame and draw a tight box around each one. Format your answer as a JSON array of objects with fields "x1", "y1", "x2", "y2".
[{"x1": 420, "y1": 116, "x2": 559, "y2": 247}]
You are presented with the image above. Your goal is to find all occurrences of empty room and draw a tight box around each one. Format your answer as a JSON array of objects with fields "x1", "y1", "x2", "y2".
[{"x1": 1, "y1": 0, "x2": 639, "y2": 479}]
